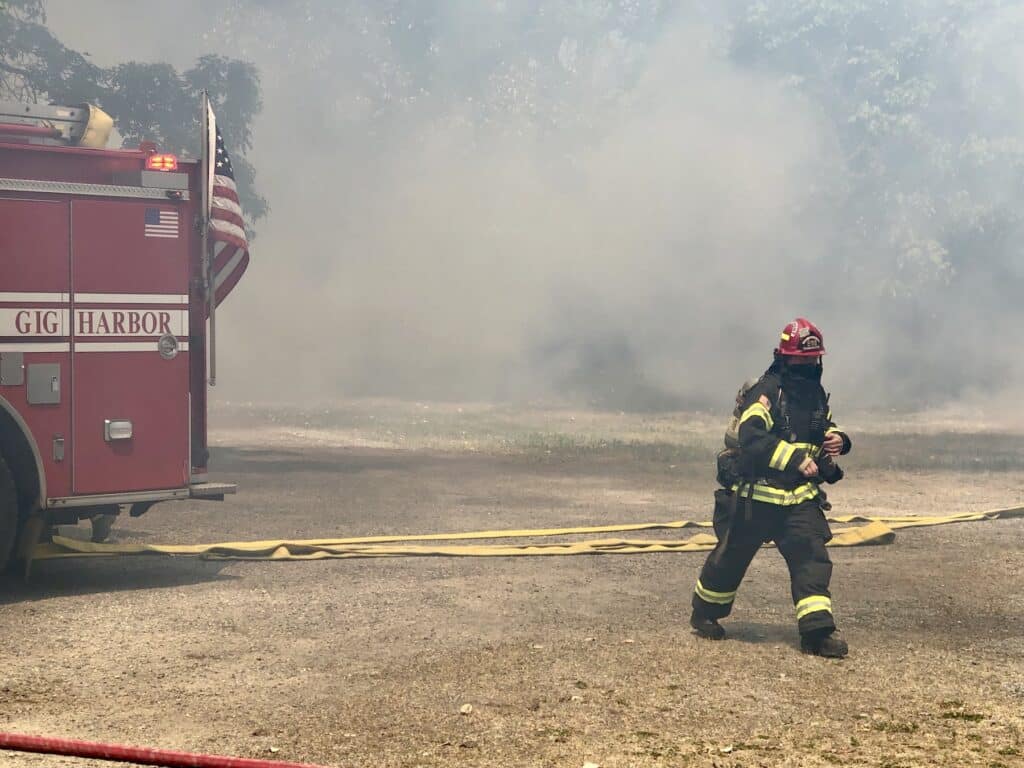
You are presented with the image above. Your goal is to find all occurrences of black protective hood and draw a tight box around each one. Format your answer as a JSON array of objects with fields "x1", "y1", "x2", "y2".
[{"x1": 769, "y1": 354, "x2": 824, "y2": 403}]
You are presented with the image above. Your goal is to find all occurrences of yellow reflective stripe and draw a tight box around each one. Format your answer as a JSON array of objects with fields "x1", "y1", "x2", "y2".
[
  {"x1": 791, "y1": 441, "x2": 822, "y2": 458},
  {"x1": 695, "y1": 579, "x2": 736, "y2": 605},
  {"x1": 825, "y1": 411, "x2": 844, "y2": 435},
  {"x1": 769, "y1": 441, "x2": 797, "y2": 471},
  {"x1": 739, "y1": 402, "x2": 773, "y2": 430},
  {"x1": 780, "y1": 332, "x2": 791, "y2": 341},
  {"x1": 795, "y1": 595, "x2": 833, "y2": 620},
  {"x1": 732, "y1": 482, "x2": 820, "y2": 506}
]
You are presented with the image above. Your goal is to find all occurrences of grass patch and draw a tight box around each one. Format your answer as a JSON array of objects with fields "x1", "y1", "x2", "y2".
[
  {"x1": 540, "y1": 727, "x2": 572, "y2": 743},
  {"x1": 940, "y1": 700, "x2": 986, "y2": 723},
  {"x1": 518, "y1": 432, "x2": 711, "y2": 463},
  {"x1": 727, "y1": 742, "x2": 778, "y2": 753},
  {"x1": 942, "y1": 711, "x2": 986, "y2": 722},
  {"x1": 626, "y1": 731, "x2": 680, "y2": 760},
  {"x1": 220, "y1": 401, "x2": 722, "y2": 458},
  {"x1": 220, "y1": 403, "x2": 1024, "y2": 475},
  {"x1": 849, "y1": 434, "x2": 1024, "y2": 472},
  {"x1": 873, "y1": 720, "x2": 919, "y2": 734},
  {"x1": 632, "y1": 743, "x2": 680, "y2": 759},
  {"x1": 997, "y1": 747, "x2": 1020, "y2": 756},
  {"x1": 219, "y1": 401, "x2": 1024, "y2": 474}
]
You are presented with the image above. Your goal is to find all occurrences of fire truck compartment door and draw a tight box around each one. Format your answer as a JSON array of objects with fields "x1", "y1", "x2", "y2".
[
  {"x1": 0, "y1": 196, "x2": 72, "y2": 498},
  {"x1": 70, "y1": 198, "x2": 190, "y2": 495}
]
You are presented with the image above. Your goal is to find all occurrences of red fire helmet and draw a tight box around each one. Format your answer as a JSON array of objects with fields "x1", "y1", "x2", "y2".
[{"x1": 776, "y1": 317, "x2": 826, "y2": 357}]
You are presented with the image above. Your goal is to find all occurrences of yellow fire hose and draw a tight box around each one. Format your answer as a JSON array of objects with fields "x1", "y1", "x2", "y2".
[{"x1": 29, "y1": 507, "x2": 1024, "y2": 562}]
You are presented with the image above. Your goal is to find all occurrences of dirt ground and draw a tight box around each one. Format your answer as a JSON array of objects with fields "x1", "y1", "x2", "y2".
[{"x1": 1, "y1": 401, "x2": 1022, "y2": 768}]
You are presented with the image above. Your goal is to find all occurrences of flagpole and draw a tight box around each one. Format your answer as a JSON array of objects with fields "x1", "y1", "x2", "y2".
[{"x1": 202, "y1": 89, "x2": 217, "y2": 387}]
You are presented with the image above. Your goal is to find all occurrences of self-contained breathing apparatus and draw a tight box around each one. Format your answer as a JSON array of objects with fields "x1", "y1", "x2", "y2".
[{"x1": 715, "y1": 376, "x2": 843, "y2": 495}]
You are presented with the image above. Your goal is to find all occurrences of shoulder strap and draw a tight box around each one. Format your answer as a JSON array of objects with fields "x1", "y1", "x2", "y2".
[{"x1": 760, "y1": 373, "x2": 782, "y2": 410}]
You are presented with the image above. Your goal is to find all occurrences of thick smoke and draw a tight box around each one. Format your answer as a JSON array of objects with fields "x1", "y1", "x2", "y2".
[
  {"x1": 43, "y1": 1, "x2": 1024, "y2": 411},
  {"x1": 235, "y1": 19, "x2": 834, "y2": 409}
]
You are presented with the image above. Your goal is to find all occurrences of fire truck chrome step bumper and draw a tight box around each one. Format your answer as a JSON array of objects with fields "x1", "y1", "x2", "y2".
[
  {"x1": 47, "y1": 488, "x2": 191, "y2": 508},
  {"x1": 189, "y1": 482, "x2": 237, "y2": 501}
]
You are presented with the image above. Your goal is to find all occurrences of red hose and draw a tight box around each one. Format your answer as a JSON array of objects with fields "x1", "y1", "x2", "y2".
[{"x1": 0, "y1": 732, "x2": 331, "y2": 768}]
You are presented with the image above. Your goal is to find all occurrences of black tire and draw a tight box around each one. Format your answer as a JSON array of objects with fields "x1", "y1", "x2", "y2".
[{"x1": 0, "y1": 454, "x2": 19, "y2": 572}]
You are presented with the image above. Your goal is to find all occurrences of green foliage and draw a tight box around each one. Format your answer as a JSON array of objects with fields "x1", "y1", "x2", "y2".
[
  {"x1": 0, "y1": 3, "x2": 266, "y2": 223},
  {"x1": 0, "y1": 0, "x2": 99, "y2": 103},
  {"x1": 730, "y1": 0, "x2": 1024, "y2": 299},
  {"x1": 103, "y1": 55, "x2": 267, "y2": 222},
  {"x1": 219, "y1": 0, "x2": 1024, "y2": 287}
]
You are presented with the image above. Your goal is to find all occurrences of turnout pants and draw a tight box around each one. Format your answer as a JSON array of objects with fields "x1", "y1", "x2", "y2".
[{"x1": 692, "y1": 489, "x2": 836, "y2": 635}]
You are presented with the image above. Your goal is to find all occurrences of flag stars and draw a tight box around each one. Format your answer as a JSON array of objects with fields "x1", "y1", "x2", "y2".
[
  {"x1": 207, "y1": 103, "x2": 249, "y2": 306},
  {"x1": 212, "y1": 127, "x2": 235, "y2": 179}
]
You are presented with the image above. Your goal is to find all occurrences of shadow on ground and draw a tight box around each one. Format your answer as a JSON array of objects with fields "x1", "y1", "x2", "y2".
[{"x1": 0, "y1": 557, "x2": 234, "y2": 605}]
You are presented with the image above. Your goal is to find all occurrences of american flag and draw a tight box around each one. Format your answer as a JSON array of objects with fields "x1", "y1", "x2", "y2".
[
  {"x1": 206, "y1": 102, "x2": 249, "y2": 307},
  {"x1": 144, "y1": 208, "x2": 179, "y2": 238}
]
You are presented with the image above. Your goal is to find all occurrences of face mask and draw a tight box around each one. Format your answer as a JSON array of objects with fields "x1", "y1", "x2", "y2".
[
  {"x1": 781, "y1": 361, "x2": 823, "y2": 400},
  {"x1": 784, "y1": 363, "x2": 821, "y2": 381}
]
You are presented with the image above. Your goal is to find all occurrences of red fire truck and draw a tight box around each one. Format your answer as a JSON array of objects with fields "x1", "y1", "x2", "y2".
[{"x1": 0, "y1": 100, "x2": 236, "y2": 574}]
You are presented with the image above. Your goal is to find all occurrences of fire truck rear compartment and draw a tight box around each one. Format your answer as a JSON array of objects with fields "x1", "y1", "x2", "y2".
[{"x1": 0, "y1": 101, "x2": 233, "y2": 572}]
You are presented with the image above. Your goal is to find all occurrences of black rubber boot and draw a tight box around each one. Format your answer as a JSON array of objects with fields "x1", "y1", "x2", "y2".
[
  {"x1": 690, "y1": 613, "x2": 726, "y2": 640},
  {"x1": 800, "y1": 629, "x2": 848, "y2": 658}
]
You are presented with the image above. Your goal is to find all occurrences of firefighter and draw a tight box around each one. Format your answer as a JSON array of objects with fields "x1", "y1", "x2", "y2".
[{"x1": 689, "y1": 318, "x2": 852, "y2": 658}]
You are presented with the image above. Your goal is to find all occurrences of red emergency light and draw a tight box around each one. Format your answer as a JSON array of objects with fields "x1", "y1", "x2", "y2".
[{"x1": 145, "y1": 153, "x2": 178, "y2": 171}]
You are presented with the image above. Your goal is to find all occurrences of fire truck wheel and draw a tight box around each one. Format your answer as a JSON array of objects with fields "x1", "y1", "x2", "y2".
[{"x1": 0, "y1": 455, "x2": 18, "y2": 572}]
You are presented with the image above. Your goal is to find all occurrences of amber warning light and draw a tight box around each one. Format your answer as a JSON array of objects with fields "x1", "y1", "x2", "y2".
[{"x1": 145, "y1": 153, "x2": 178, "y2": 171}]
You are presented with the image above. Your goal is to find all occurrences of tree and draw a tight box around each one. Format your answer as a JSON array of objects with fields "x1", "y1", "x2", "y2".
[
  {"x1": 0, "y1": 0, "x2": 266, "y2": 223},
  {"x1": 729, "y1": 1, "x2": 1024, "y2": 291},
  {"x1": 729, "y1": 0, "x2": 1024, "y2": 396},
  {"x1": 103, "y1": 56, "x2": 266, "y2": 223}
]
